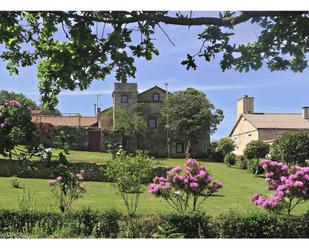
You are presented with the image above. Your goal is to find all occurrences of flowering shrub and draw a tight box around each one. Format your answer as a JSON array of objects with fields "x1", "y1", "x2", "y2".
[
  {"x1": 0, "y1": 99, "x2": 36, "y2": 157},
  {"x1": 252, "y1": 160, "x2": 309, "y2": 214},
  {"x1": 48, "y1": 153, "x2": 86, "y2": 212},
  {"x1": 148, "y1": 159, "x2": 223, "y2": 213}
]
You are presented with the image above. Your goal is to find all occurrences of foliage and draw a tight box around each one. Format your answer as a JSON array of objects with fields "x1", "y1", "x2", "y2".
[
  {"x1": 110, "y1": 107, "x2": 146, "y2": 151},
  {"x1": 218, "y1": 211, "x2": 309, "y2": 238},
  {"x1": 152, "y1": 224, "x2": 185, "y2": 238},
  {"x1": 217, "y1": 137, "x2": 235, "y2": 156},
  {"x1": 0, "y1": 209, "x2": 121, "y2": 238},
  {"x1": 244, "y1": 140, "x2": 269, "y2": 160},
  {"x1": 162, "y1": 88, "x2": 223, "y2": 156},
  {"x1": 0, "y1": 90, "x2": 60, "y2": 114},
  {"x1": 10, "y1": 176, "x2": 22, "y2": 188},
  {"x1": 0, "y1": 11, "x2": 308, "y2": 109},
  {"x1": 18, "y1": 188, "x2": 37, "y2": 212},
  {"x1": 206, "y1": 141, "x2": 224, "y2": 162},
  {"x1": 269, "y1": 139, "x2": 282, "y2": 162},
  {"x1": 51, "y1": 125, "x2": 89, "y2": 151},
  {"x1": 161, "y1": 211, "x2": 216, "y2": 238},
  {"x1": 247, "y1": 159, "x2": 264, "y2": 175},
  {"x1": 252, "y1": 160, "x2": 309, "y2": 214},
  {"x1": 224, "y1": 153, "x2": 236, "y2": 167},
  {"x1": 105, "y1": 150, "x2": 153, "y2": 216},
  {"x1": 273, "y1": 132, "x2": 309, "y2": 165},
  {"x1": 238, "y1": 155, "x2": 248, "y2": 169},
  {"x1": 148, "y1": 159, "x2": 223, "y2": 213},
  {"x1": 48, "y1": 153, "x2": 86, "y2": 212},
  {"x1": 0, "y1": 100, "x2": 36, "y2": 157}
]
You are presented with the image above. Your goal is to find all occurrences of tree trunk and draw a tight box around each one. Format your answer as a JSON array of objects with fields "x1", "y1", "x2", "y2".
[{"x1": 186, "y1": 139, "x2": 192, "y2": 158}]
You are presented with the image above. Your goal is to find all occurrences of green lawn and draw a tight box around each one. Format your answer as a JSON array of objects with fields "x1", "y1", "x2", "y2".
[{"x1": 1, "y1": 160, "x2": 308, "y2": 216}]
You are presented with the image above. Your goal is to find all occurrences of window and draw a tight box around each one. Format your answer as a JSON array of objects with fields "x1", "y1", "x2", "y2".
[
  {"x1": 176, "y1": 143, "x2": 184, "y2": 153},
  {"x1": 153, "y1": 93, "x2": 160, "y2": 102},
  {"x1": 148, "y1": 118, "x2": 157, "y2": 129},
  {"x1": 121, "y1": 95, "x2": 128, "y2": 103}
]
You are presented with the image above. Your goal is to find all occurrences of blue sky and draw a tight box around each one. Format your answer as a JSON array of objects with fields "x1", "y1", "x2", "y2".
[{"x1": 0, "y1": 12, "x2": 308, "y2": 141}]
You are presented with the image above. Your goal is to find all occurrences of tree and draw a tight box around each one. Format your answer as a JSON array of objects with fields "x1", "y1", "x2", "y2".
[
  {"x1": 244, "y1": 140, "x2": 269, "y2": 160},
  {"x1": 217, "y1": 137, "x2": 235, "y2": 156},
  {"x1": 111, "y1": 107, "x2": 146, "y2": 151},
  {"x1": 275, "y1": 132, "x2": 309, "y2": 166},
  {"x1": 0, "y1": 11, "x2": 307, "y2": 109},
  {"x1": 162, "y1": 88, "x2": 223, "y2": 157},
  {"x1": 0, "y1": 90, "x2": 61, "y2": 114}
]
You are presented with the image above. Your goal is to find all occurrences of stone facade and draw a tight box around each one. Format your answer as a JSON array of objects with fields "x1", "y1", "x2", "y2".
[
  {"x1": 98, "y1": 83, "x2": 210, "y2": 157},
  {"x1": 230, "y1": 96, "x2": 309, "y2": 155}
]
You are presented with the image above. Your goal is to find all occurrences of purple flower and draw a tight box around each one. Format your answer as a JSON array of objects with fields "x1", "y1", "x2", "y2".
[
  {"x1": 189, "y1": 182, "x2": 198, "y2": 189},
  {"x1": 168, "y1": 166, "x2": 181, "y2": 175}
]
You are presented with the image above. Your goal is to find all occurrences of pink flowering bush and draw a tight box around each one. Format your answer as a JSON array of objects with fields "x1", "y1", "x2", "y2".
[
  {"x1": 0, "y1": 99, "x2": 36, "y2": 157},
  {"x1": 252, "y1": 160, "x2": 309, "y2": 214},
  {"x1": 48, "y1": 169, "x2": 86, "y2": 212},
  {"x1": 148, "y1": 159, "x2": 223, "y2": 213}
]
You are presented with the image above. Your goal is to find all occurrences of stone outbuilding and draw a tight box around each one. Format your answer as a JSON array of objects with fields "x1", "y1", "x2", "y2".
[{"x1": 230, "y1": 95, "x2": 309, "y2": 155}]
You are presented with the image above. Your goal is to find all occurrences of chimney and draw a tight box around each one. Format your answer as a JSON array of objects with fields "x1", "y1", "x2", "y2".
[
  {"x1": 302, "y1": 107, "x2": 309, "y2": 119},
  {"x1": 237, "y1": 95, "x2": 254, "y2": 119}
]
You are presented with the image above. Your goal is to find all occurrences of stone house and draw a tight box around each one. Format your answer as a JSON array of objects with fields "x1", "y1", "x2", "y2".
[
  {"x1": 230, "y1": 95, "x2": 309, "y2": 155},
  {"x1": 97, "y1": 83, "x2": 210, "y2": 157}
]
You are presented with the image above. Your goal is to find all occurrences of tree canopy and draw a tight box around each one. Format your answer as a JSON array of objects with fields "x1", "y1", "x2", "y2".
[
  {"x1": 0, "y1": 11, "x2": 308, "y2": 109},
  {"x1": 162, "y1": 87, "x2": 223, "y2": 156}
]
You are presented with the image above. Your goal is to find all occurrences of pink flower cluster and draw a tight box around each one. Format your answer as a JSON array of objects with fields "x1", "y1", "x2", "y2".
[
  {"x1": 48, "y1": 171, "x2": 85, "y2": 190},
  {"x1": 252, "y1": 160, "x2": 309, "y2": 211},
  {"x1": 148, "y1": 159, "x2": 223, "y2": 197},
  {"x1": 7, "y1": 100, "x2": 21, "y2": 108}
]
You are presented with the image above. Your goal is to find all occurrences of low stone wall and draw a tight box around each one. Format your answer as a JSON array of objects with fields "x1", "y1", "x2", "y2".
[
  {"x1": 0, "y1": 159, "x2": 171, "y2": 182},
  {"x1": 0, "y1": 159, "x2": 109, "y2": 182}
]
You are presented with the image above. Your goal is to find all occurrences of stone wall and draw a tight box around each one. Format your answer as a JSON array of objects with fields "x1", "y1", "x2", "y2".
[
  {"x1": 0, "y1": 159, "x2": 109, "y2": 182},
  {"x1": 0, "y1": 159, "x2": 172, "y2": 183}
]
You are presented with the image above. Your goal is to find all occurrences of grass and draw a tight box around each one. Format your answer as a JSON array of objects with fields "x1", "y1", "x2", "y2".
[{"x1": 1, "y1": 160, "x2": 308, "y2": 216}]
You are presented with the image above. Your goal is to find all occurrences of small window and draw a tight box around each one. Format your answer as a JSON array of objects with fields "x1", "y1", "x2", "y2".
[
  {"x1": 148, "y1": 118, "x2": 157, "y2": 129},
  {"x1": 121, "y1": 95, "x2": 128, "y2": 103},
  {"x1": 153, "y1": 93, "x2": 160, "y2": 102},
  {"x1": 176, "y1": 143, "x2": 184, "y2": 153}
]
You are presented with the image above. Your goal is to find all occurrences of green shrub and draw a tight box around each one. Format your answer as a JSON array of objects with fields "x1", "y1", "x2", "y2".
[
  {"x1": 217, "y1": 138, "x2": 236, "y2": 156},
  {"x1": 51, "y1": 126, "x2": 88, "y2": 151},
  {"x1": 161, "y1": 212, "x2": 217, "y2": 238},
  {"x1": 224, "y1": 153, "x2": 236, "y2": 167},
  {"x1": 269, "y1": 139, "x2": 282, "y2": 162},
  {"x1": 206, "y1": 142, "x2": 224, "y2": 162},
  {"x1": 237, "y1": 155, "x2": 248, "y2": 169},
  {"x1": 0, "y1": 209, "x2": 121, "y2": 238},
  {"x1": 10, "y1": 176, "x2": 21, "y2": 188},
  {"x1": 247, "y1": 159, "x2": 264, "y2": 175},
  {"x1": 274, "y1": 132, "x2": 309, "y2": 165},
  {"x1": 218, "y1": 211, "x2": 309, "y2": 238},
  {"x1": 244, "y1": 140, "x2": 269, "y2": 160}
]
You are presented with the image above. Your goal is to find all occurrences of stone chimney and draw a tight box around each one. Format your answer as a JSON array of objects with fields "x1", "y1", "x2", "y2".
[
  {"x1": 302, "y1": 106, "x2": 309, "y2": 119},
  {"x1": 237, "y1": 95, "x2": 254, "y2": 120}
]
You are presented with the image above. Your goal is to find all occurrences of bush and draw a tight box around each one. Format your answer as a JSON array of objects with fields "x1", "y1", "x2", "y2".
[
  {"x1": 217, "y1": 138, "x2": 235, "y2": 156},
  {"x1": 0, "y1": 209, "x2": 121, "y2": 238},
  {"x1": 51, "y1": 126, "x2": 88, "y2": 151},
  {"x1": 247, "y1": 159, "x2": 264, "y2": 175},
  {"x1": 161, "y1": 212, "x2": 217, "y2": 238},
  {"x1": 218, "y1": 211, "x2": 309, "y2": 238},
  {"x1": 224, "y1": 153, "x2": 236, "y2": 167},
  {"x1": 206, "y1": 142, "x2": 224, "y2": 162},
  {"x1": 10, "y1": 176, "x2": 21, "y2": 188},
  {"x1": 237, "y1": 155, "x2": 248, "y2": 169},
  {"x1": 105, "y1": 150, "x2": 153, "y2": 216},
  {"x1": 269, "y1": 139, "x2": 282, "y2": 162},
  {"x1": 274, "y1": 132, "x2": 309, "y2": 165},
  {"x1": 244, "y1": 140, "x2": 269, "y2": 160}
]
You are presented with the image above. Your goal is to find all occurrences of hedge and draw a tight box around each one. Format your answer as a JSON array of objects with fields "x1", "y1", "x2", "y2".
[{"x1": 0, "y1": 209, "x2": 308, "y2": 238}]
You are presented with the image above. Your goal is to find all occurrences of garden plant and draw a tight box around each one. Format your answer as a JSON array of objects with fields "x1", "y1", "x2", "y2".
[
  {"x1": 252, "y1": 160, "x2": 309, "y2": 214},
  {"x1": 149, "y1": 158, "x2": 223, "y2": 213}
]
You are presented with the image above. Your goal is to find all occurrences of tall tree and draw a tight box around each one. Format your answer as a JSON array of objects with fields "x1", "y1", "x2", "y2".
[
  {"x1": 111, "y1": 107, "x2": 146, "y2": 151},
  {"x1": 162, "y1": 88, "x2": 223, "y2": 157},
  {"x1": 0, "y1": 11, "x2": 308, "y2": 109}
]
